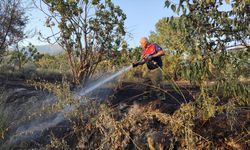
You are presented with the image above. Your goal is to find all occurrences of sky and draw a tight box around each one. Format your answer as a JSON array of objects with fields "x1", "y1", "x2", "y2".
[
  {"x1": 23, "y1": 0, "x2": 178, "y2": 48},
  {"x1": 23, "y1": 0, "x2": 232, "y2": 48}
]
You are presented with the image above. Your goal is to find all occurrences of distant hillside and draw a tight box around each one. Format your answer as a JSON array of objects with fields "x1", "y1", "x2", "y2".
[{"x1": 36, "y1": 45, "x2": 63, "y2": 55}]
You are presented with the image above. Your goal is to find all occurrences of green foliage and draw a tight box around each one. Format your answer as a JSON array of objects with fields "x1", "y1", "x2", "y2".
[
  {"x1": 112, "y1": 45, "x2": 142, "y2": 68},
  {"x1": 163, "y1": 0, "x2": 249, "y2": 87},
  {"x1": 41, "y1": 0, "x2": 127, "y2": 84},
  {"x1": 149, "y1": 17, "x2": 194, "y2": 80},
  {"x1": 35, "y1": 52, "x2": 70, "y2": 72},
  {"x1": 129, "y1": 46, "x2": 142, "y2": 61},
  {"x1": 160, "y1": 0, "x2": 249, "y2": 139},
  {"x1": 0, "y1": 48, "x2": 71, "y2": 81},
  {"x1": 165, "y1": 0, "x2": 249, "y2": 56},
  {"x1": 35, "y1": 54, "x2": 58, "y2": 69},
  {"x1": 210, "y1": 49, "x2": 250, "y2": 105},
  {"x1": 8, "y1": 43, "x2": 42, "y2": 70},
  {"x1": 179, "y1": 57, "x2": 212, "y2": 85}
]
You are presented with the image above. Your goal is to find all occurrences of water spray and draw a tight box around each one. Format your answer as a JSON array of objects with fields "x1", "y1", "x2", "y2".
[
  {"x1": 6, "y1": 65, "x2": 134, "y2": 145},
  {"x1": 79, "y1": 65, "x2": 133, "y2": 96}
]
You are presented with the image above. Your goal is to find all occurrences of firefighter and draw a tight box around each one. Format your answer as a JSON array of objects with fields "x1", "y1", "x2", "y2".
[{"x1": 133, "y1": 37, "x2": 165, "y2": 84}]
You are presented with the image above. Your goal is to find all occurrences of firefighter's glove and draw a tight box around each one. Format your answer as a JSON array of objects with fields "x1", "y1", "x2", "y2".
[{"x1": 146, "y1": 55, "x2": 154, "y2": 61}]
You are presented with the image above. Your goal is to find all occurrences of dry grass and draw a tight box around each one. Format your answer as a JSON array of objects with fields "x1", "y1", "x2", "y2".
[{"x1": 1, "y1": 77, "x2": 248, "y2": 149}]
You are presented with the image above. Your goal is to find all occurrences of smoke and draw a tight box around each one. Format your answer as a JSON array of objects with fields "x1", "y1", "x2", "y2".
[{"x1": 5, "y1": 66, "x2": 133, "y2": 146}]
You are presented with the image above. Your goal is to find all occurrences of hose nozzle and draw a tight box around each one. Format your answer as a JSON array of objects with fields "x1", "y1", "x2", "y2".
[
  {"x1": 132, "y1": 62, "x2": 140, "y2": 68},
  {"x1": 132, "y1": 59, "x2": 145, "y2": 68}
]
